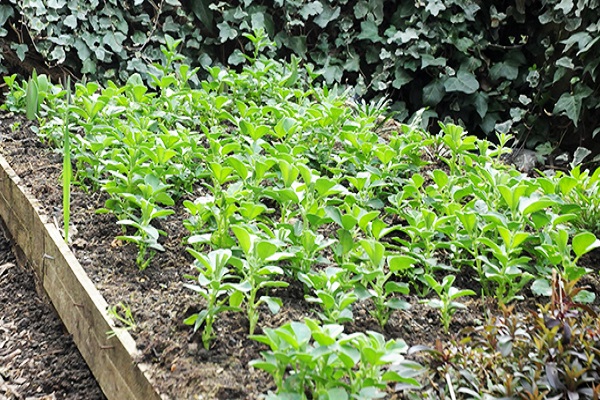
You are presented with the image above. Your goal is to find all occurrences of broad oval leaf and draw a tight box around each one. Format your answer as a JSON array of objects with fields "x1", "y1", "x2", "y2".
[{"x1": 443, "y1": 71, "x2": 479, "y2": 94}]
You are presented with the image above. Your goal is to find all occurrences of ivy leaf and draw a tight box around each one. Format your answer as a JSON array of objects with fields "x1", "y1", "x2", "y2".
[
  {"x1": 299, "y1": 1, "x2": 323, "y2": 20},
  {"x1": 217, "y1": 21, "x2": 238, "y2": 42},
  {"x1": 556, "y1": 0, "x2": 574, "y2": 13},
  {"x1": 190, "y1": 0, "x2": 214, "y2": 30},
  {"x1": 103, "y1": 31, "x2": 126, "y2": 53},
  {"x1": 357, "y1": 20, "x2": 381, "y2": 42},
  {"x1": 11, "y1": 43, "x2": 28, "y2": 61},
  {"x1": 556, "y1": 56, "x2": 575, "y2": 69},
  {"x1": 553, "y1": 93, "x2": 582, "y2": 126},
  {"x1": 354, "y1": 1, "x2": 369, "y2": 18},
  {"x1": 50, "y1": 46, "x2": 66, "y2": 63},
  {"x1": 444, "y1": 71, "x2": 479, "y2": 94},
  {"x1": 425, "y1": 0, "x2": 446, "y2": 16},
  {"x1": 490, "y1": 61, "x2": 519, "y2": 80},
  {"x1": 421, "y1": 54, "x2": 446, "y2": 68},
  {"x1": 473, "y1": 92, "x2": 489, "y2": 118},
  {"x1": 571, "y1": 147, "x2": 591, "y2": 167},
  {"x1": 0, "y1": 4, "x2": 14, "y2": 26},
  {"x1": 63, "y1": 14, "x2": 77, "y2": 29},
  {"x1": 47, "y1": 0, "x2": 67, "y2": 9},
  {"x1": 73, "y1": 38, "x2": 90, "y2": 59},
  {"x1": 422, "y1": 80, "x2": 445, "y2": 106},
  {"x1": 387, "y1": 27, "x2": 419, "y2": 44},
  {"x1": 392, "y1": 67, "x2": 411, "y2": 89},
  {"x1": 314, "y1": 4, "x2": 340, "y2": 28}
]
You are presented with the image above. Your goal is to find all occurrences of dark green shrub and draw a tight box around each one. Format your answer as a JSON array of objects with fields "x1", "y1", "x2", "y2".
[{"x1": 1, "y1": 1, "x2": 598, "y2": 149}]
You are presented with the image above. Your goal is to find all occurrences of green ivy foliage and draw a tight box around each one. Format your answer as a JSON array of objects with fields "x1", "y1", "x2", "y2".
[{"x1": 0, "y1": 0, "x2": 598, "y2": 146}]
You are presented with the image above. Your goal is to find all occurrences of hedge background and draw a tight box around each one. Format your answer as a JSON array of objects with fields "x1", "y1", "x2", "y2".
[{"x1": 1, "y1": 0, "x2": 599, "y2": 156}]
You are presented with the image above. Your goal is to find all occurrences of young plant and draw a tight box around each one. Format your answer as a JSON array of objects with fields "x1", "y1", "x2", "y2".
[
  {"x1": 477, "y1": 226, "x2": 534, "y2": 304},
  {"x1": 231, "y1": 225, "x2": 292, "y2": 335},
  {"x1": 106, "y1": 302, "x2": 136, "y2": 338},
  {"x1": 116, "y1": 193, "x2": 174, "y2": 270},
  {"x1": 421, "y1": 274, "x2": 475, "y2": 333},
  {"x1": 184, "y1": 249, "x2": 245, "y2": 349},
  {"x1": 25, "y1": 70, "x2": 49, "y2": 120},
  {"x1": 298, "y1": 267, "x2": 358, "y2": 324},
  {"x1": 346, "y1": 240, "x2": 414, "y2": 327},
  {"x1": 250, "y1": 318, "x2": 421, "y2": 399}
]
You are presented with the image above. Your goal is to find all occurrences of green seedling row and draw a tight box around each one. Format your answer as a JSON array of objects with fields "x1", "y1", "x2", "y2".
[{"x1": 3, "y1": 31, "x2": 600, "y2": 398}]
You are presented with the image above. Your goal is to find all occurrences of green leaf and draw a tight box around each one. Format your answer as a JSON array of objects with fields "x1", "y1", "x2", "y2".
[
  {"x1": 357, "y1": 20, "x2": 381, "y2": 43},
  {"x1": 232, "y1": 226, "x2": 253, "y2": 255},
  {"x1": 553, "y1": 93, "x2": 582, "y2": 126},
  {"x1": 190, "y1": 0, "x2": 214, "y2": 29},
  {"x1": 444, "y1": 71, "x2": 479, "y2": 94},
  {"x1": 217, "y1": 21, "x2": 237, "y2": 42},
  {"x1": 256, "y1": 241, "x2": 278, "y2": 261},
  {"x1": 299, "y1": 1, "x2": 323, "y2": 19},
  {"x1": 573, "y1": 289, "x2": 595, "y2": 304},
  {"x1": 449, "y1": 288, "x2": 475, "y2": 300},
  {"x1": 25, "y1": 79, "x2": 39, "y2": 120},
  {"x1": 425, "y1": 0, "x2": 446, "y2": 16},
  {"x1": 384, "y1": 281, "x2": 409, "y2": 295},
  {"x1": 473, "y1": 92, "x2": 489, "y2": 118},
  {"x1": 325, "y1": 388, "x2": 348, "y2": 400},
  {"x1": 489, "y1": 61, "x2": 519, "y2": 81},
  {"x1": 531, "y1": 279, "x2": 552, "y2": 297},
  {"x1": 64, "y1": 14, "x2": 77, "y2": 29},
  {"x1": 0, "y1": 5, "x2": 14, "y2": 27},
  {"x1": 422, "y1": 80, "x2": 445, "y2": 106},
  {"x1": 104, "y1": 31, "x2": 126, "y2": 53},
  {"x1": 314, "y1": 4, "x2": 340, "y2": 28},
  {"x1": 572, "y1": 231, "x2": 600, "y2": 258},
  {"x1": 388, "y1": 255, "x2": 417, "y2": 273},
  {"x1": 262, "y1": 296, "x2": 282, "y2": 314}
]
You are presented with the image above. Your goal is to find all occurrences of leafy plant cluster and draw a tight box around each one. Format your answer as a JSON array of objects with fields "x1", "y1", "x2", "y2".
[
  {"x1": 2, "y1": 1, "x2": 599, "y2": 149},
  {"x1": 3, "y1": 32, "x2": 600, "y2": 398},
  {"x1": 409, "y1": 273, "x2": 600, "y2": 399}
]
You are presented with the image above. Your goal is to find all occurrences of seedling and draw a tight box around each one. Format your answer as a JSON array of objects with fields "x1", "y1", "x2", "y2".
[
  {"x1": 249, "y1": 319, "x2": 421, "y2": 398},
  {"x1": 184, "y1": 249, "x2": 246, "y2": 349},
  {"x1": 421, "y1": 274, "x2": 475, "y2": 333},
  {"x1": 231, "y1": 224, "x2": 292, "y2": 335},
  {"x1": 106, "y1": 302, "x2": 136, "y2": 338},
  {"x1": 299, "y1": 267, "x2": 358, "y2": 324}
]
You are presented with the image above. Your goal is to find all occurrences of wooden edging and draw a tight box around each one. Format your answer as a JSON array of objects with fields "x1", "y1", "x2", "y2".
[{"x1": 0, "y1": 155, "x2": 163, "y2": 400}]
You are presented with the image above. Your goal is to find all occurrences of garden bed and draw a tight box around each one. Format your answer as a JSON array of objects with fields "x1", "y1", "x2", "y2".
[
  {"x1": 0, "y1": 113, "x2": 493, "y2": 399},
  {"x1": 2, "y1": 47, "x2": 600, "y2": 398}
]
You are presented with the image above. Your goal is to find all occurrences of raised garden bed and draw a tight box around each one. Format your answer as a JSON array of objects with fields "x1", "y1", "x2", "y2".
[
  {"x1": 1, "y1": 44, "x2": 600, "y2": 398},
  {"x1": 0, "y1": 129, "x2": 160, "y2": 400}
]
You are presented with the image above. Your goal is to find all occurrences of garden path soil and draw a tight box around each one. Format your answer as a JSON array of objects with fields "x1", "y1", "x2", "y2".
[
  {"x1": 1, "y1": 110, "x2": 599, "y2": 399},
  {"x1": 0, "y1": 220, "x2": 105, "y2": 399}
]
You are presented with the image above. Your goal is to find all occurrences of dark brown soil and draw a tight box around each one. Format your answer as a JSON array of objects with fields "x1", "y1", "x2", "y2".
[
  {"x1": 0, "y1": 223, "x2": 105, "y2": 399},
  {"x1": 1, "y1": 110, "x2": 599, "y2": 399}
]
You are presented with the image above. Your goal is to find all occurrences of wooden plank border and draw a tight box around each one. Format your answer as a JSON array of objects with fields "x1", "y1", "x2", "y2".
[{"x1": 0, "y1": 155, "x2": 163, "y2": 400}]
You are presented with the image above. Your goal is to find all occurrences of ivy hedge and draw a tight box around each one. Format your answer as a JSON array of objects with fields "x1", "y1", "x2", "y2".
[{"x1": 1, "y1": 0, "x2": 599, "y2": 151}]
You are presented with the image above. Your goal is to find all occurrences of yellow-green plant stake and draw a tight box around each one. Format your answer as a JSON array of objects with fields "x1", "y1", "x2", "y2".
[{"x1": 63, "y1": 76, "x2": 71, "y2": 242}]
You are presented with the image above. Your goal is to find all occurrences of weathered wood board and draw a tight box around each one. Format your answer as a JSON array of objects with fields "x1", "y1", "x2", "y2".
[{"x1": 0, "y1": 155, "x2": 163, "y2": 400}]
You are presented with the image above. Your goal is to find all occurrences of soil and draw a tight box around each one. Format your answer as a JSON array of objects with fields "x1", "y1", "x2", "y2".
[
  {"x1": 0, "y1": 110, "x2": 599, "y2": 399},
  {"x1": 0, "y1": 223, "x2": 105, "y2": 399}
]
